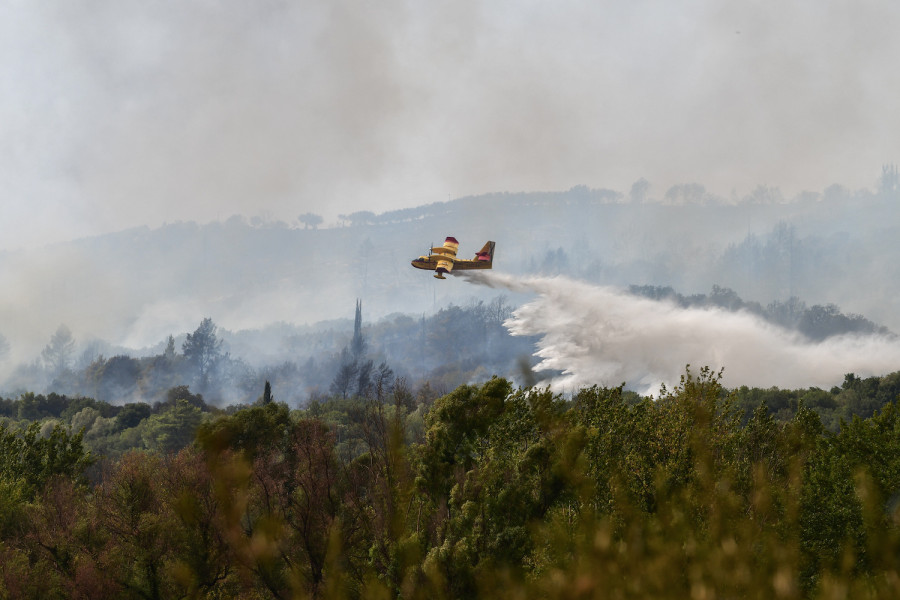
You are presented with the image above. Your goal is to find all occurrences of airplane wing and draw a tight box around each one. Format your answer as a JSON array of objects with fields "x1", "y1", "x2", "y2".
[{"x1": 432, "y1": 237, "x2": 459, "y2": 279}]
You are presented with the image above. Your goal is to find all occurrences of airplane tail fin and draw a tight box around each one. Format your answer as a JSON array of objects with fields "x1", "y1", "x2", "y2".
[{"x1": 474, "y1": 241, "x2": 495, "y2": 264}]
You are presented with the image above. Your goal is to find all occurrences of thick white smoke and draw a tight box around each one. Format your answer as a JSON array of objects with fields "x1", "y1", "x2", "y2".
[{"x1": 461, "y1": 272, "x2": 900, "y2": 393}]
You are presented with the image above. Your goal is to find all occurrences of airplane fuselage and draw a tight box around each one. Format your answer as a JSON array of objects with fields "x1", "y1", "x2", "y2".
[
  {"x1": 410, "y1": 239, "x2": 495, "y2": 279},
  {"x1": 411, "y1": 256, "x2": 446, "y2": 278}
]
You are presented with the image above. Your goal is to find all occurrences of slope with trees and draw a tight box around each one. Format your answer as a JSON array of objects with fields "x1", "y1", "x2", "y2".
[
  {"x1": 2, "y1": 369, "x2": 900, "y2": 597},
  {"x1": 5, "y1": 173, "x2": 900, "y2": 359}
]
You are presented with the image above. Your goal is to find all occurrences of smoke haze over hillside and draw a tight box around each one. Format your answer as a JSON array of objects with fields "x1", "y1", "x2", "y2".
[
  {"x1": 463, "y1": 272, "x2": 900, "y2": 393},
  {"x1": 3, "y1": 1, "x2": 900, "y2": 249},
  {"x1": 3, "y1": 2, "x2": 900, "y2": 396},
  {"x1": 1, "y1": 190, "x2": 899, "y2": 383}
]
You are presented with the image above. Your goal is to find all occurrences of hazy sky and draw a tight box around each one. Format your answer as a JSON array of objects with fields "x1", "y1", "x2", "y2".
[{"x1": 3, "y1": 0, "x2": 900, "y2": 250}]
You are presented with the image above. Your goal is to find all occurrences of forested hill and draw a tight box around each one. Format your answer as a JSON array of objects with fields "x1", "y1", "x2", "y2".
[
  {"x1": 1, "y1": 281, "x2": 890, "y2": 410},
  {"x1": 1, "y1": 180, "x2": 899, "y2": 374},
  {"x1": 2, "y1": 183, "x2": 900, "y2": 596},
  {"x1": 3, "y1": 371, "x2": 900, "y2": 597}
]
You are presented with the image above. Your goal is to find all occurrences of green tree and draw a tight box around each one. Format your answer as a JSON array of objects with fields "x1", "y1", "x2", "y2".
[
  {"x1": 70, "y1": 406, "x2": 101, "y2": 433},
  {"x1": 141, "y1": 400, "x2": 204, "y2": 454},
  {"x1": 197, "y1": 403, "x2": 361, "y2": 598},
  {"x1": 0, "y1": 421, "x2": 93, "y2": 497},
  {"x1": 117, "y1": 402, "x2": 152, "y2": 430},
  {"x1": 182, "y1": 318, "x2": 223, "y2": 391},
  {"x1": 16, "y1": 392, "x2": 69, "y2": 421},
  {"x1": 93, "y1": 451, "x2": 176, "y2": 599},
  {"x1": 160, "y1": 448, "x2": 237, "y2": 597},
  {"x1": 196, "y1": 401, "x2": 291, "y2": 461},
  {"x1": 163, "y1": 385, "x2": 207, "y2": 410},
  {"x1": 417, "y1": 377, "x2": 511, "y2": 503}
]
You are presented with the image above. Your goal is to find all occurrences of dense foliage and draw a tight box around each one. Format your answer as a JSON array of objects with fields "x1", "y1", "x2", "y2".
[{"x1": 1, "y1": 368, "x2": 900, "y2": 598}]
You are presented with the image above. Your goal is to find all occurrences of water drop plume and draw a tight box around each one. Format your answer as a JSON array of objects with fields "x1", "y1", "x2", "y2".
[{"x1": 460, "y1": 271, "x2": 900, "y2": 393}]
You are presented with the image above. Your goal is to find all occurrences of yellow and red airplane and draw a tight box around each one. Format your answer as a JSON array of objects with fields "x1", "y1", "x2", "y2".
[{"x1": 411, "y1": 237, "x2": 495, "y2": 279}]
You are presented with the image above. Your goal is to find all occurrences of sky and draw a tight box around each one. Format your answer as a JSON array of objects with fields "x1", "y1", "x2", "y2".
[{"x1": 3, "y1": 0, "x2": 900, "y2": 250}]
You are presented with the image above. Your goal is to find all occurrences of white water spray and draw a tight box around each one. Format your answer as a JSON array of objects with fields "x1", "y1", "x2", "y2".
[{"x1": 460, "y1": 272, "x2": 900, "y2": 393}]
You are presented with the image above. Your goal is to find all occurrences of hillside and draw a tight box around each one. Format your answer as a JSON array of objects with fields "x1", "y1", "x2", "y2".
[
  {"x1": 1, "y1": 183, "x2": 899, "y2": 382},
  {"x1": 3, "y1": 372, "x2": 900, "y2": 598}
]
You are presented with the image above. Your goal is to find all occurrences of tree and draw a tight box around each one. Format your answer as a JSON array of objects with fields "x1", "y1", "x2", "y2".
[
  {"x1": 141, "y1": 400, "x2": 204, "y2": 454},
  {"x1": 298, "y1": 212, "x2": 324, "y2": 230},
  {"x1": 41, "y1": 325, "x2": 75, "y2": 375},
  {"x1": 744, "y1": 184, "x2": 785, "y2": 204},
  {"x1": 351, "y1": 299, "x2": 366, "y2": 361},
  {"x1": 629, "y1": 177, "x2": 650, "y2": 203},
  {"x1": 16, "y1": 392, "x2": 66, "y2": 420},
  {"x1": 163, "y1": 385, "x2": 207, "y2": 410},
  {"x1": 117, "y1": 402, "x2": 152, "y2": 430},
  {"x1": 356, "y1": 359, "x2": 374, "y2": 397},
  {"x1": 664, "y1": 182, "x2": 709, "y2": 205},
  {"x1": 182, "y1": 318, "x2": 223, "y2": 391},
  {"x1": 330, "y1": 355, "x2": 358, "y2": 399},
  {"x1": 92, "y1": 451, "x2": 175, "y2": 598},
  {"x1": 96, "y1": 355, "x2": 142, "y2": 403},
  {"x1": 0, "y1": 421, "x2": 93, "y2": 497},
  {"x1": 331, "y1": 300, "x2": 376, "y2": 398},
  {"x1": 338, "y1": 211, "x2": 376, "y2": 227},
  {"x1": 195, "y1": 404, "x2": 357, "y2": 597},
  {"x1": 767, "y1": 297, "x2": 807, "y2": 330},
  {"x1": 487, "y1": 295, "x2": 514, "y2": 325},
  {"x1": 163, "y1": 335, "x2": 176, "y2": 360}
]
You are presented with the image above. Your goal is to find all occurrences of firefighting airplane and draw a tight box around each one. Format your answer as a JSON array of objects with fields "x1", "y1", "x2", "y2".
[{"x1": 411, "y1": 237, "x2": 495, "y2": 279}]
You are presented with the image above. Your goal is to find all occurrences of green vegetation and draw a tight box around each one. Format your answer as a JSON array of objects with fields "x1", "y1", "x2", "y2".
[{"x1": 1, "y1": 368, "x2": 900, "y2": 598}]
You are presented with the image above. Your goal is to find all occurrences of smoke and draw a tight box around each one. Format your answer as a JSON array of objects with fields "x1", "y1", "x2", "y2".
[
  {"x1": 461, "y1": 272, "x2": 900, "y2": 394},
  {"x1": 5, "y1": 1, "x2": 900, "y2": 250}
]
